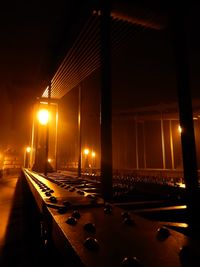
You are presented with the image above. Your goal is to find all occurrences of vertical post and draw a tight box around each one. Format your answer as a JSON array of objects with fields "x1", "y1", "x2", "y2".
[
  {"x1": 25, "y1": 149, "x2": 30, "y2": 169},
  {"x1": 23, "y1": 149, "x2": 26, "y2": 167},
  {"x1": 78, "y1": 85, "x2": 82, "y2": 178},
  {"x1": 142, "y1": 121, "x2": 146, "y2": 169},
  {"x1": 32, "y1": 101, "x2": 39, "y2": 171},
  {"x1": 135, "y1": 116, "x2": 139, "y2": 169},
  {"x1": 44, "y1": 84, "x2": 51, "y2": 176},
  {"x1": 30, "y1": 105, "x2": 35, "y2": 169},
  {"x1": 161, "y1": 113, "x2": 166, "y2": 169},
  {"x1": 169, "y1": 120, "x2": 175, "y2": 169},
  {"x1": 100, "y1": 0, "x2": 112, "y2": 201},
  {"x1": 55, "y1": 102, "x2": 58, "y2": 172},
  {"x1": 170, "y1": 6, "x2": 199, "y2": 231}
]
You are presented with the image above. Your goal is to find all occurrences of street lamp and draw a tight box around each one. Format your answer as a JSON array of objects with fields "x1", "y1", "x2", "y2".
[
  {"x1": 32, "y1": 107, "x2": 50, "y2": 175},
  {"x1": 37, "y1": 109, "x2": 49, "y2": 125},
  {"x1": 38, "y1": 108, "x2": 50, "y2": 176},
  {"x1": 26, "y1": 146, "x2": 31, "y2": 153},
  {"x1": 84, "y1": 148, "x2": 89, "y2": 156}
]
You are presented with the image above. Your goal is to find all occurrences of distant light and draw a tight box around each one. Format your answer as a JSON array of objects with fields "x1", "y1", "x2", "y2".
[
  {"x1": 178, "y1": 125, "x2": 182, "y2": 133},
  {"x1": 48, "y1": 158, "x2": 52, "y2": 163},
  {"x1": 38, "y1": 109, "x2": 49, "y2": 125},
  {"x1": 91, "y1": 151, "x2": 96, "y2": 158},
  {"x1": 26, "y1": 147, "x2": 31, "y2": 153},
  {"x1": 84, "y1": 148, "x2": 89, "y2": 155},
  {"x1": 179, "y1": 183, "x2": 186, "y2": 188}
]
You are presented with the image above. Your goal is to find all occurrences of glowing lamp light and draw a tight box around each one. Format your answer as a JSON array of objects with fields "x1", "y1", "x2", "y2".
[
  {"x1": 84, "y1": 148, "x2": 89, "y2": 155},
  {"x1": 26, "y1": 147, "x2": 31, "y2": 153},
  {"x1": 48, "y1": 158, "x2": 52, "y2": 163},
  {"x1": 38, "y1": 109, "x2": 49, "y2": 125},
  {"x1": 91, "y1": 151, "x2": 96, "y2": 158},
  {"x1": 178, "y1": 125, "x2": 182, "y2": 134}
]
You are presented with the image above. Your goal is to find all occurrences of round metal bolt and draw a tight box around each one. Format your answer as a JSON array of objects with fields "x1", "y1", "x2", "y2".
[
  {"x1": 121, "y1": 256, "x2": 141, "y2": 267},
  {"x1": 84, "y1": 237, "x2": 99, "y2": 251},
  {"x1": 63, "y1": 201, "x2": 71, "y2": 208},
  {"x1": 84, "y1": 223, "x2": 96, "y2": 233},
  {"x1": 121, "y1": 211, "x2": 131, "y2": 219},
  {"x1": 57, "y1": 206, "x2": 68, "y2": 214},
  {"x1": 157, "y1": 226, "x2": 170, "y2": 240},
  {"x1": 66, "y1": 216, "x2": 77, "y2": 226},
  {"x1": 49, "y1": 196, "x2": 57, "y2": 203},
  {"x1": 72, "y1": 210, "x2": 81, "y2": 219},
  {"x1": 123, "y1": 217, "x2": 134, "y2": 226}
]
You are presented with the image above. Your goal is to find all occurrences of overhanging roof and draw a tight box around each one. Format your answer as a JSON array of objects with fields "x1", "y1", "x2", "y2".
[{"x1": 42, "y1": 3, "x2": 167, "y2": 99}]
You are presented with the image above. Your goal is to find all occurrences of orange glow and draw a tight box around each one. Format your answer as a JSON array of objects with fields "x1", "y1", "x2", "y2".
[
  {"x1": 48, "y1": 158, "x2": 52, "y2": 163},
  {"x1": 178, "y1": 125, "x2": 182, "y2": 133},
  {"x1": 83, "y1": 148, "x2": 89, "y2": 155},
  {"x1": 26, "y1": 147, "x2": 31, "y2": 153},
  {"x1": 37, "y1": 109, "x2": 49, "y2": 125},
  {"x1": 91, "y1": 151, "x2": 96, "y2": 158},
  {"x1": 178, "y1": 183, "x2": 186, "y2": 188}
]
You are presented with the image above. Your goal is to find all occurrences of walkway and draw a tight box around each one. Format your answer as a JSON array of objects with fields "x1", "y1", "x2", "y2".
[{"x1": 0, "y1": 173, "x2": 64, "y2": 267}]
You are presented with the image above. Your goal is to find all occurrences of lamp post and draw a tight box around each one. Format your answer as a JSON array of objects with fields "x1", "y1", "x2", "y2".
[
  {"x1": 32, "y1": 108, "x2": 49, "y2": 175},
  {"x1": 83, "y1": 148, "x2": 89, "y2": 175},
  {"x1": 91, "y1": 151, "x2": 96, "y2": 175},
  {"x1": 37, "y1": 108, "x2": 49, "y2": 175}
]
